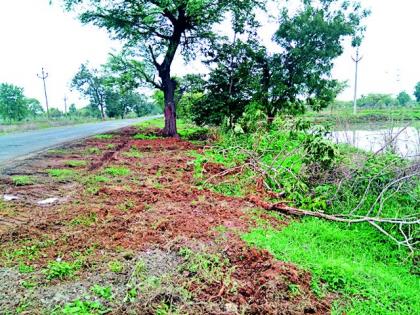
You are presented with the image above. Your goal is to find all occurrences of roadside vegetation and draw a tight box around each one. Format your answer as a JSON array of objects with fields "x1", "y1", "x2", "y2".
[{"x1": 0, "y1": 0, "x2": 419, "y2": 313}]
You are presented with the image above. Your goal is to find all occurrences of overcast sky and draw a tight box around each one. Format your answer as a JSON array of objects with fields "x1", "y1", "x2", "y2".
[{"x1": 0, "y1": 0, "x2": 419, "y2": 112}]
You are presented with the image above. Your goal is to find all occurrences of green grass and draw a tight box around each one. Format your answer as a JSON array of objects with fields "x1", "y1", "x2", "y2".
[
  {"x1": 65, "y1": 160, "x2": 87, "y2": 168},
  {"x1": 53, "y1": 299, "x2": 108, "y2": 315},
  {"x1": 44, "y1": 260, "x2": 81, "y2": 280},
  {"x1": 103, "y1": 166, "x2": 131, "y2": 177},
  {"x1": 108, "y1": 260, "x2": 123, "y2": 273},
  {"x1": 11, "y1": 175, "x2": 35, "y2": 186},
  {"x1": 48, "y1": 169, "x2": 76, "y2": 180},
  {"x1": 243, "y1": 218, "x2": 420, "y2": 314},
  {"x1": 122, "y1": 147, "x2": 142, "y2": 158},
  {"x1": 133, "y1": 133, "x2": 159, "y2": 140},
  {"x1": 94, "y1": 134, "x2": 113, "y2": 140},
  {"x1": 70, "y1": 213, "x2": 97, "y2": 227}
]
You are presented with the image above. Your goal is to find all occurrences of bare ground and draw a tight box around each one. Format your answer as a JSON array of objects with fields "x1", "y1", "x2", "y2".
[{"x1": 0, "y1": 126, "x2": 331, "y2": 314}]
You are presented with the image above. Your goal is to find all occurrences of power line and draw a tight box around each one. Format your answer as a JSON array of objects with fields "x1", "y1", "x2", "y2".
[
  {"x1": 37, "y1": 67, "x2": 50, "y2": 119},
  {"x1": 352, "y1": 48, "x2": 363, "y2": 115}
]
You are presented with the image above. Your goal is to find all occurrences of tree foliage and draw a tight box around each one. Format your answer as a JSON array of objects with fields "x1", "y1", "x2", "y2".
[
  {"x1": 63, "y1": 0, "x2": 263, "y2": 136},
  {"x1": 71, "y1": 64, "x2": 108, "y2": 119},
  {"x1": 396, "y1": 91, "x2": 411, "y2": 106},
  {"x1": 0, "y1": 83, "x2": 28, "y2": 121},
  {"x1": 189, "y1": 0, "x2": 368, "y2": 126}
]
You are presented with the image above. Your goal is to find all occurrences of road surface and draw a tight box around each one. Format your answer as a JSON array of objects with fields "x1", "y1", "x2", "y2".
[{"x1": 0, "y1": 117, "x2": 158, "y2": 166}]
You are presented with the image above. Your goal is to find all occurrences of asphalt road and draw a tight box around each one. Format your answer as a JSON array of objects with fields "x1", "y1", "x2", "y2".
[{"x1": 0, "y1": 116, "x2": 158, "y2": 166}]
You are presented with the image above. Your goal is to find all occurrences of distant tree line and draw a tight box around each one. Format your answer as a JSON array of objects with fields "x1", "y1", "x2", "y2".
[{"x1": 331, "y1": 83, "x2": 420, "y2": 110}]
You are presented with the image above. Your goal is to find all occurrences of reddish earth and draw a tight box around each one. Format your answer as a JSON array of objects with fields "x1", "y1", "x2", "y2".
[{"x1": 0, "y1": 126, "x2": 330, "y2": 314}]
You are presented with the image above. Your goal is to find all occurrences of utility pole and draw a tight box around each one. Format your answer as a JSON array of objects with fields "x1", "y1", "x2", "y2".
[
  {"x1": 352, "y1": 48, "x2": 363, "y2": 115},
  {"x1": 64, "y1": 96, "x2": 68, "y2": 115},
  {"x1": 37, "y1": 68, "x2": 50, "y2": 119}
]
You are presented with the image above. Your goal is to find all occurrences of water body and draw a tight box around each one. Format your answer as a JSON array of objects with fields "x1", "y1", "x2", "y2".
[{"x1": 330, "y1": 124, "x2": 420, "y2": 159}]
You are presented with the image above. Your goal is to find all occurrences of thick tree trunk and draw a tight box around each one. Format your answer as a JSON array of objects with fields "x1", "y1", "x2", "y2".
[{"x1": 161, "y1": 73, "x2": 178, "y2": 137}]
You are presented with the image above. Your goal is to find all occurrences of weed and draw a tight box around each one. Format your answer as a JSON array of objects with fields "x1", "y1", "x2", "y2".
[
  {"x1": 54, "y1": 299, "x2": 109, "y2": 315},
  {"x1": 48, "y1": 169, "x2": 76, "y2": 181},
  {"x1": 18, "y1": 263, "x2": 35, "y2": 274},
  {"x1": 44, "y1": 260, "x2": 81, "y2": 280},
  {"x1": 12, "y1": 175, "x2": 35, "y2": 186},
  {"x1": 94, "y1": 134, "x2": 113, "y2": 140},
  {"x1": 104, "y1": 166, "x2": 131, "y2": 177},
  {"x1": 178, "y1": 247, "x2": 234, "y2": 288},
  {"x1": 65, "y1": 160, "x2": 87, "y2": 168},
  {"x1": 91, "y1": 285, "x2": 113, "y2": 300},
  {"x1": 48, "y1": 149, "x2": 69, "y2": 155},
  {"x1": 133, "y1": 133, "x2": 159, "y2": 140},
  {"x1": 70, "y1": 213, "x2": 97, "y2": 227},
  {"x1": 106, "y1": 144, "x2": 116, "y2": 150},
  {"x1": 21, "y1": 280, "x2": 37, "y2": 289},
  {"x1": 288, "y1": 284, "x2": 301, "y2": 297},
  {"x1": 122, "y1": 147, "x2": 142, "y2": 158},
  {"x1": 86, "y1": 147, "x2": 101, "y2": 155},
  {"x1": 108, "y1": 260, "x2": 124, "y2": 273},
  {"x1": 2, "y1": 239, "x2": 55, "y2": 264},
  {"x1": 117, "y1": 200, "x2": 135, "y2": 212}
]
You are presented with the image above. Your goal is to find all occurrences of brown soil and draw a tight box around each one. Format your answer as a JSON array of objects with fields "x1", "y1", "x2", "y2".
[{"x1": 0, "y1": 126, "x2": 330, "y2": 314}]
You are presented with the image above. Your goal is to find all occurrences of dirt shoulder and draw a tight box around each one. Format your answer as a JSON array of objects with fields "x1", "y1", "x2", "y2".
[{"x1": 0, "y1": 126, "x2": 330, "y2": 314}]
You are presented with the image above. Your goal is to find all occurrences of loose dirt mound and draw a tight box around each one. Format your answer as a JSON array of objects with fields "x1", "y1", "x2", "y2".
[{"x1": 0, "y1": 126, "x2": 330, "y2": 314}]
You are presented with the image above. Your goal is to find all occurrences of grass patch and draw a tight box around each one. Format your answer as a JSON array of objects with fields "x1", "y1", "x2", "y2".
[
  {"x1": 122, "y1": 147, "x2": 142, "y2": 158},
  {"x1": 44, "y1": 260, "x2": 81, "y2": 280},
  {"x1": 104, "y1": 166, "x2": 131, "y2": 177},
  {"x1": 65, "y1": 160, "x2": 87, "y2": 168},
  {"x1": 133, "y1": 133, "x2": 159, "y2": 140},
  {"x1": 242, "y1": 218, "x2": 420, "y2": 315},
  {"x1": 94, "y1": 134, "x2": 113, "y2": 140},
  {"x1": 108, "y1": 260, "x2": 124, "y2": 273},
  {"x1": 85, "y1": 147, "x2": 101, "y2": 155},
  {"x1": 11, "y1": 175, "x2": 35, "y2": 186},
  {"x1": 70, "y1": 213, "x2": 97, "y2": 227},
  {"x1": 53, "y1": 299, "x2": 108, "y2": 315},
  {"x1": 48, "y1": 169, "x2": 76, "y2": 181}
]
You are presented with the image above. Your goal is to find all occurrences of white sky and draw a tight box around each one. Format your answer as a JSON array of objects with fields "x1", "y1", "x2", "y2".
[{"x1": 0, "y1": 0, "x2": 419, "y2": 112}]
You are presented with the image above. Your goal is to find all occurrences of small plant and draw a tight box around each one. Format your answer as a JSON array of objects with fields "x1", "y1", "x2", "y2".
[
  {"x1": 44, "y1": 260, "x2": 80, "y2": 280},
  {"x1": 65, "y1": 160, "x2": 87, "y2": 168},
  {"x1": 86, "y1": 147, "x2": 101, "y2": 155},
  {"x1": 12, "y1": 175, "x2": 35, "y2": 186},
  {"x1": 133, "y1": 133, "x2": 159, "y2": 140},
  {"x1": 18, "y1": 263, "x2": 35, "y2": 274},
  {"x1": 117, "y1": 200, "x2": 135, "y2": 212},
  {"x1": 70, "y1": 213, "x2": 97, "y2": 227},
  {"x1": 48, "y1": 149, "x2": 68, "y2": 155},
  {"x1": 104, "y1": 166, "x2": 130, "y2": 177},
  {"x1": 91, "y1": 285, "x2": 113, "y2": 300},
  {"x1": 48, "y1": 169, "x2": 76, "y2": 180},
  {"x1": 108, "y1": 260, "x2": 123, "y2": 273},
  {"x1": 55, "y1": 299, "x2": 108, "y2": 315},
  {"x1": 122, "y1": 147, "x2": 142, "y2": 158},
  {"x1": 94, "y1": 134, "x2": 113, "y2": 140},
  {"x1": 288, "y1": 284, "x2": 301, "y2": 297},
  {"x1": 106, "y1": 144, "x2": 116, "y2": 150}
]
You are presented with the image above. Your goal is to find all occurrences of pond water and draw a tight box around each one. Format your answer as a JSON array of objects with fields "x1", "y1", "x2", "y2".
[{"x1": 330, "y1": 125, "x2": 420, "y2": 159}]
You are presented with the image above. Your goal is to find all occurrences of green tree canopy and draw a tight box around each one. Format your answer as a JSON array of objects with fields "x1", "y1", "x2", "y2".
[
  {"x1": 25, "y1": 98, "x2": 44, "y2": 118},
  {"x1": 396, "y1": 91, "x2": 411, "y2": 106},
  {"x1": 62, "y1": 0, "x2": 263, "y2": 136},
  {"x1": 0, "y1": 83, "x2": 28, "y2": 121},
  {"x1": 71, "y1": 64, "x2": 108, "y2": 119}
]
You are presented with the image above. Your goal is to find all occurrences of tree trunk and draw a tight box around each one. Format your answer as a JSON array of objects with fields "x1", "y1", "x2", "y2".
[{"x1": 161, "y1": 73, "x2": 178, "y2": 137}]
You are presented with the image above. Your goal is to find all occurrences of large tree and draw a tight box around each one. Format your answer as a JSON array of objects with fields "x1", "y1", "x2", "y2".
[
  {"x1": 396, "y1": 91, "x2": 411, "y2": 106},
  {"x1": 71, "y1": 64, "x2": 108, "y2": 120},
  {"x1": 62, "y1": 0, "x2": 262, "y2": 136},
  {"x1": 0, "y1": 83, "x2": 28, "y2": 122}
]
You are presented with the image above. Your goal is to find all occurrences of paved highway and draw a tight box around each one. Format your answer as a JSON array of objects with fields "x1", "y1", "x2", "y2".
[{"x1": 0, "y1": 117, "x2": 157, "y2": 165}]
